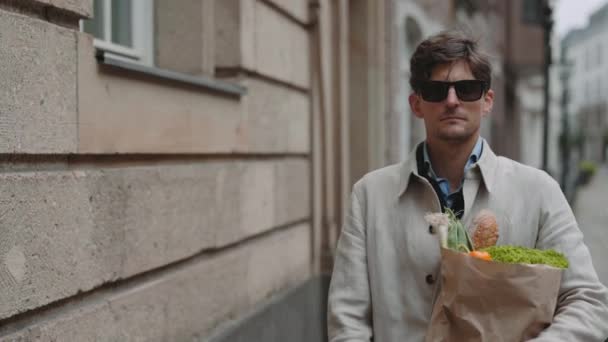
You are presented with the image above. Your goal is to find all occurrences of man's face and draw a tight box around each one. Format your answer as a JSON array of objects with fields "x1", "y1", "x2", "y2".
[{"x1": 408, "y1": 60, "x2": 494, "y2": 143}]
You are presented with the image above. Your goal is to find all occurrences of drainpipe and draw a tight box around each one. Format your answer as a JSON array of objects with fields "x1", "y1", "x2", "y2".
[
  {"x1": 541, "y1": 0, "x2": 553, "y2": 171},
  {"x1": 308, "y1": 0, "x2": 332, "y2": 275}
]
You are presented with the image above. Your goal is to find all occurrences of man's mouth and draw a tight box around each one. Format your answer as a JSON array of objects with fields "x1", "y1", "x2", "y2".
[{"x1": 440, "y1": 116, "x2": 466, "y2": 121}]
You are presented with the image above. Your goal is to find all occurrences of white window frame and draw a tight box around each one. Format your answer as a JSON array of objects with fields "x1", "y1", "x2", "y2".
[{"x1": 80, "y1": 0, "x2": 154, "y2": 66}]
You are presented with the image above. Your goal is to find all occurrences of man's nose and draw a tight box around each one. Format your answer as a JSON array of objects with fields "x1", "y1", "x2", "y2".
[{"x1": 445, "y1": 86, "x2": 460, "y2": 106}]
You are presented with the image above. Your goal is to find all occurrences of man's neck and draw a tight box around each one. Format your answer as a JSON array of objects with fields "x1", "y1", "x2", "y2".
[{"x1": 426, "y1": 135, "x2": 479, "y2": 192}]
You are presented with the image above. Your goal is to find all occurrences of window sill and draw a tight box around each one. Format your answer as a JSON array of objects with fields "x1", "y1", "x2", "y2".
[{"x1": 95, "y1": 50, "x2": 247, "y2": 97}]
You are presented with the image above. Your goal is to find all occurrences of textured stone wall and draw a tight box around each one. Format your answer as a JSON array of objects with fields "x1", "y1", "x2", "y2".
[{"x1": 0, "y1": 0, "x2": 315, "y2": 340}]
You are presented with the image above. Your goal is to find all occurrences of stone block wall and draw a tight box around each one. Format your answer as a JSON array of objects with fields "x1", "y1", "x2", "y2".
[{"x1": 0, "y1": 0, "x2": 316, "y2": 340}]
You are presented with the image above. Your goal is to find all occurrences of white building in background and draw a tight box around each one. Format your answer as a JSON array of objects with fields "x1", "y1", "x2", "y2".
[
  {"x1": 521, "y1": 21, "x2": 563, "y2": 176},
  {"x1": 563, "y1": 3, "x2": 608, "y2": 162},
  {"x1": 548, "y1": 32, "x2": 564, "y2": 177},
  {"x1": 518, "y1": 0, "x2": 563, "y2": 175},
  {"x1": 518, "y1": 73, "x2": 545, "y2": 170}
]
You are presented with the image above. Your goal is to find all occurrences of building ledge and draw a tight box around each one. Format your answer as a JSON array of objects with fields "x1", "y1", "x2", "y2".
[{"x1": 96, "y1": 50, "x2": 247, "y2": 97}]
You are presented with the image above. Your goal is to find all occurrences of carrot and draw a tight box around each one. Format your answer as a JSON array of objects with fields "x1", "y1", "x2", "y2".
[{"x1": 469, "y1": 250, "x2": 492, "y2": 261}]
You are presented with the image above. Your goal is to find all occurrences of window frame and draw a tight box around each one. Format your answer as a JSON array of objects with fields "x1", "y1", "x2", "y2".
[{"x1": 80, "y1": 0, "x2": 154, "y2": 66}]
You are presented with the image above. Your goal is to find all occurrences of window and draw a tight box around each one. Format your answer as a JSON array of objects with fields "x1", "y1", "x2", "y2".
[
  {"x1": 81, "y1": 0, "x2": 153, "y2": 66},
  {"x1": 455, "y1": 0, "x2": 481, "y2": 17},
  {"x1": 404, "y1": 17, "x2": 422, "y2": 53},
  {"x1": 522, "y1": 0, "x2": 542, "y2": 24}
]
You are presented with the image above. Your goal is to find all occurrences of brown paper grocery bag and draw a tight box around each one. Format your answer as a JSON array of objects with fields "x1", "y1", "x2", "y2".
[{"x1": 425, "y1": 248, "x2": 563, "y2": 342}]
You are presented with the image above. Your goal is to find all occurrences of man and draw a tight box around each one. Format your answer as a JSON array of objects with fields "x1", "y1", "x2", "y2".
[{"x1": 327, "y1": 31, "x2": 608, "y2": 341}]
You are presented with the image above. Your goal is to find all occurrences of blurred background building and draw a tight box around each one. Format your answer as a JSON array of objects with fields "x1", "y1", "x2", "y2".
[
  {"x1": 0, "y1": 0, "x2": 587, "y2": 341},
  {"x1": 562, "y1": 3, "x2": 608, "y2": 164}
]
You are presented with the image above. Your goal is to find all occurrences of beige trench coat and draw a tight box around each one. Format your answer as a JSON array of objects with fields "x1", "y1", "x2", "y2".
[{"x1": 328, "y1": 141, "x2": 608, "y2": 342}]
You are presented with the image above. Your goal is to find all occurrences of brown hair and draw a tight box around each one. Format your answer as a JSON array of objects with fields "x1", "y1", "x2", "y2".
[{"x1": 409, "y1": 31, "x2": 492, "y2": 93}]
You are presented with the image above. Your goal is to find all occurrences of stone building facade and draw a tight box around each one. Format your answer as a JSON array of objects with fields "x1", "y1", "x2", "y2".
[{"x1": 0, "y1": 0, "x2": 328, "y2": 340}]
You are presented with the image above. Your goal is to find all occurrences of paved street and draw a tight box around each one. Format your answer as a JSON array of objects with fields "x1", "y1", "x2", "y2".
[{"x1": 574, "y1": 166, "x2": 608, "y2": 287}]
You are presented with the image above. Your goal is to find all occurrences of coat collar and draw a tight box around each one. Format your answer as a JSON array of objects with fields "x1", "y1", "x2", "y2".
[{"x1": 397, "y1": 138, "x2": 497, "y2": 198}]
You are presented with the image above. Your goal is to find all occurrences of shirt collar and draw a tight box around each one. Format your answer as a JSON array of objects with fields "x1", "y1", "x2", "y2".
[
  {"x1": 398, "y1": 137, "x2": 496, "y2": 197},
  {"x1": 422, "y1": 137, "x2": 484, "y2": 180}
]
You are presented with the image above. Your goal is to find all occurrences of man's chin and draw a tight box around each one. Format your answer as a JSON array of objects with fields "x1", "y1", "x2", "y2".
[{"x1": 437, "y1": 131, "x2": 475, "y2": 142}]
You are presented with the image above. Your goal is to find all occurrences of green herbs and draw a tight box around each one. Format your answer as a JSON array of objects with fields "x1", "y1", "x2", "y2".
[
  {"x1": 482, "y1": 245, "x2": 569, "y2": 269},
  {"x1": 445, "y1": 208, "x2": 474, "y2": 253}
]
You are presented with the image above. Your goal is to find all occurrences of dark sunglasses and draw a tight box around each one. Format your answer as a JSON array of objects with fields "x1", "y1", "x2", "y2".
[{"x1": 418, "y1": 80, "x2": 488, "y2": 102}]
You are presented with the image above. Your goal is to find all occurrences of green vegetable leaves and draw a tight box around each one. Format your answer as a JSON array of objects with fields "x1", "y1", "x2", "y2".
[
  {"x1": 445, "y1": 208, "x2": 474, "y2": 252},
  {"x1": 482, "y1": 245, "x2": 569, "y2": 269}
]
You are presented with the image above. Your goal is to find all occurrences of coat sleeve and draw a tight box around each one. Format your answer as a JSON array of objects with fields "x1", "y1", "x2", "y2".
[
  {"x1": 327, "y1": 183, "x2": 373, "y2": 342},
  {"x1": 529, "y1": 175, "x2": 608, "y2": 341}
]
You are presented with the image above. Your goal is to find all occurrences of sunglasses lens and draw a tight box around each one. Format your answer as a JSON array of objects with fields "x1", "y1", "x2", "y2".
[
  {"x1": 420, "y1": 82, "x2": 448, "y2": 102},
  {"x1": 419, "y1": 80, "x2": 485, "y2": 102},
  {"x1": 455, "y1": 80, "x2": 485, "y2": 101}
]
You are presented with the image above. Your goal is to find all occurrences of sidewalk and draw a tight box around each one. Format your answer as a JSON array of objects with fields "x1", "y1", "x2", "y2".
[{"x1": 573, "y1": 166, "x2": 608, "y2": 286}]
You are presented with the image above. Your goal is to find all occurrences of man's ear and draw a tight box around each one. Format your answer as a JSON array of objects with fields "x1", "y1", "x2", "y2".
[
  {"x1": 409, "y1": 93, "x2": 424, "y2": 118},
  {"x1": 482, "y1": 89, "x2": 494, "y2": 117}
]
